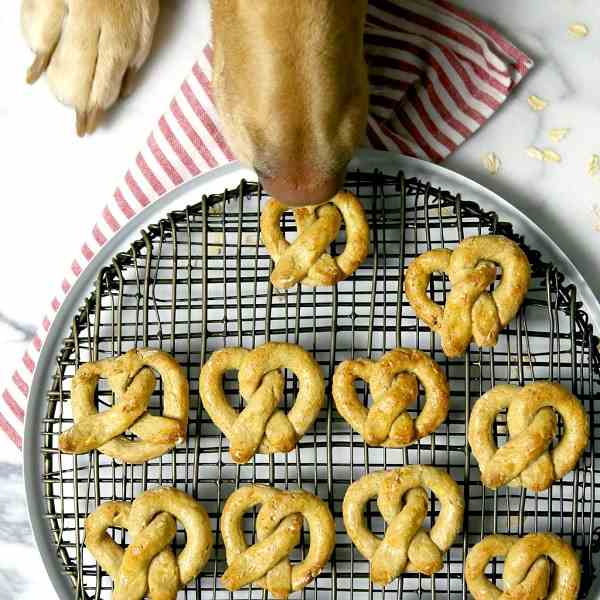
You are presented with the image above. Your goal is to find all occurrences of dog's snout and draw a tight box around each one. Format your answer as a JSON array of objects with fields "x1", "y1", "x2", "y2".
[
  {"x1": 212, "y1": 1, "x2": 369, "y2": 208},
  {"x1": 259, "y1": 169, "x2": 346, "y2": 207}
]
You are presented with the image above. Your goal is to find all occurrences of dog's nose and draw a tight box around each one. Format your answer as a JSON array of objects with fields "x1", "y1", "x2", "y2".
[{"x1": 259, "y1": 169, "x2": 346, "y2": 207}]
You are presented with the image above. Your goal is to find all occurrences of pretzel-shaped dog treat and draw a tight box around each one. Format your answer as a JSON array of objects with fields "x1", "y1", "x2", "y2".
[
  {"x1": 220, "y1": 485, "x2": 335, "y2": 598},
  {"x1": 59, "y1": 348, "x2": 189, "y2": 463},
  {"x1": 404, "y1": 235, "x2": 530, "y2": 357},
  {"x1": 85, "y1": 487, "x2": 213, "y2": 600},
  {"x1": 468, "y1": 382, "x2": 589, "y2": 492},
  {"x1": 332, "y1": 348, "x2": 449, "y2": 447},
  {"x1": 343, "y1": 465, "x2": 464, "y2": 586},
  {"x1": 465, "y1": 533, "x2": 581, "y2": 599},
  {"x1": 199, "y1": 342, "x2": 324, "y2": 463},
  {"x1": 260, "y1": 191, "x2": 369, "y2": 289}
]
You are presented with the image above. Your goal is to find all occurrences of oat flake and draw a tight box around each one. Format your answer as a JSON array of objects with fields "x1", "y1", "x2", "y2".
[
  {"x1": 548, "y1": 128, "x2": 570, "y2": 143},
  {"x1": 542, "y1": 149, "x2": 561, "y2": 163},
  {"x1": 588, "y1": 154, "x2": 600, "y2": 177},
  {"x1": 527, "y1": 95, "x2": 548, "y2": 111},
  {"x1": 243, "y1": 232, "x2": 259, "y2": 245},
  {"x1": 569, "y1": 23, "x2": 589, "y2": 38},
  {"x1": 526, "y1": 146, "x2": 545, "y2": 161},
  {"x1": 483, "y1": 152, "x2": 501, "y2": 175}
]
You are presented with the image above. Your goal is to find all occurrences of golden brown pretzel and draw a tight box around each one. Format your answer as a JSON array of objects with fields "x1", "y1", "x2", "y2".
[
  {"x1": 85, "y1": 487, "x2": 213, "y2": 600},
  {"x1": 59, "y1": 348, "x2": 189, "y2": 463},
  {"x1": 220, "y1": 485, "x2": 335, "y2": 598},
  {"x1": 465, "y1": 533, "x2": 581, "y2": 599},
  {"x1": 332, "y1": 348, "x2": 449, "y2": 447},
  {"x1": 199, "y1": 342, "x2": 325, "y2": 463},
  {"x1": 260, "y1": 191, "x2": 369, "y2": 288},
  {"x1": 343, "y1": 466, "x2": 464, "y2": 586},
  {"x1": 404, "y1": 235, "x2": 530, "y2": 357},
  {"x1": 468, "y1": 382, "x2": 589, "y2": 492}
]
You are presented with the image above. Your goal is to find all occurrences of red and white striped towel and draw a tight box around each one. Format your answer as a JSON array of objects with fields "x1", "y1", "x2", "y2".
[{"x1": 1, "y1": 0, "x2": 532, "y2": 449}]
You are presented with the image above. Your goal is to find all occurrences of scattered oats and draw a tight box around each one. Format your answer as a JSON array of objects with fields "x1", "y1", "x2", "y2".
[
  {"x1": 548, "y1": 128, "x2": 570, "y2": 143},
  {"x1": 440, "y1": 206, "x2": 454, "y2": 218},
  {"x1": 207, "y1": 232, "x2": 224, "y2": 255},
  {"x1": 526, "y1": 146, "x2": 545, "y2": 161},
  {"x1": 243, "y1": 232, "x2": 259, "y2": 245},
  {"x1": 568, "y1": 23, "x2": 589, "y2": 38},
  {"x1": 542, "y1": 149, "x2": 562, "y2": 163},
  {"x1": 527, "y1": 95, "x2": 548, "y2": 111},
  {"x1": 526, "y1": 146, "x2": 561, "y2": 163},
  {"x1": 483, "y1": 152, "x2": 501, "y2": 175},
  {"x1": 208, "y1": 203, "x2": 223, "y2": 215},
  {"x1": 588, "y1": 154, "x2": 600, "y2": 177}
]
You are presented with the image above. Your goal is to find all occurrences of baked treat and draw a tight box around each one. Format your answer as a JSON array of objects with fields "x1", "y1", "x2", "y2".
[
  {"x1": 199, "y1": 342, "x2": 324, "y2": 463},
  {"x1": 332, "y1": 348, "x2": 449, "y2": 447},
  {"x1": 59, "y1": 348, "x2": 188, "y2": 463},
  {"x1": 343, "y1": 465, "x2": 464, "y2": 586},
  {"x1": 404, "y1": 235, "x2": 530, "y2": 357},
  {"x1": 468, "y1": 382, "x2": 589, "y2": 492},
  {"x1": 465, "y1": 533, "x2": 581, "y2": 599},
  {"x1": 260, "y1": 191, "x2": 369, "y2": 288},
  {"x1": 220, "y1": 484, "x2": 335, "y2": 598},
  {"x1": 85, "y1": 487, "x2": 213, "y2": 600}
]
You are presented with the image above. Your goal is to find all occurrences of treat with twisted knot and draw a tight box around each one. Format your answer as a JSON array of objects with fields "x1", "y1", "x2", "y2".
[
  {"x1": 199, "y1": 342, "x2": 324, "y2": 463},
  {"x1": 468, "y1": 382, "x2": 589, "y2": 492},
  {"x1": 343, "y1": 465, "x2": 464, "y2": 586},
  {"x1": 59, "y1": 348, "x2": 189, "y2": 463},
  {"x1": 465, "y1": 533, "x2": 581, "y2": 599},
  {"x1": 220, "y1": 484, "x2": 335, "y2": 598},
  {"x1": 332, "y1": 348, "x2": 449, "y2": 447},
  {"x1": 85, "y1": 487, "x2": 213, "y2": 600},
  {"x1": 260, "y1": 191, "x2": 369, "y2": 289},
  {"x1": 404, "y1": 235, "x2": 530, "y2": 357}
]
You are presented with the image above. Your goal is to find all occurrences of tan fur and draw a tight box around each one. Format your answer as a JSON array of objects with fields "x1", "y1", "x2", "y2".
[
  {"x1": 211, "y1": 0, "x2": 369, "y2": 205},
  {"x1": 23, "y1": 0, "x2": 369, "y2": 201},
  {"x1": 22, "y1": 0, "x2": 159, "y2": 136}
]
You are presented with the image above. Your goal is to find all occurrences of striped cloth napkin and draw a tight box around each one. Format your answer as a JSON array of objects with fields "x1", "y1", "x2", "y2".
[{"x1": 1, "y1": 0, "x2": 532, "y2": 449}]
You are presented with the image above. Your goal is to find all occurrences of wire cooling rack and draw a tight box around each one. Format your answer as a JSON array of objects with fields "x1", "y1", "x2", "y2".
[{"x1": 41, "y1": 170, "x2": 600, "y2": 599}]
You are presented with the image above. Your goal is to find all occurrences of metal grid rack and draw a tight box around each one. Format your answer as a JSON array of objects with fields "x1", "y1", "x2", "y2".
[{"x1": 41, "y1": 170, "x2": 600, "y2": 599}]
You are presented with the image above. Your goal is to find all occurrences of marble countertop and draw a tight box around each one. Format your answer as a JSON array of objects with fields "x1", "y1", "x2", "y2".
[{"x1": 1, "y1": 0, "x2": 599, "y2": 597}]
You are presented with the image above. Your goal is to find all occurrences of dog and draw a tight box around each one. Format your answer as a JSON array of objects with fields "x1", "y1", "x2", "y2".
[
  {"x1": 21, "y1": 0, "x2": 160, "y2": 136},
  {"x1": 21, "y1": 0, "x2": 369, "y2": 206}
]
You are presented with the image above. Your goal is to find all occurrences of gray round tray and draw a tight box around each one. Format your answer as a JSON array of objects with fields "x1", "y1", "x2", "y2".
[{"x1": 23, "y1": 150, "x2": 600, "y2": 598}]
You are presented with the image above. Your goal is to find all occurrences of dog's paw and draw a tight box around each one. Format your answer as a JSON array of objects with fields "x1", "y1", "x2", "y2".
[{"x1": 21, "y1": 0, "x2": 160, "y2": 136}]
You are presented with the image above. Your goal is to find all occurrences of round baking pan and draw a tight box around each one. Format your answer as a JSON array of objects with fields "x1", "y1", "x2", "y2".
[{"x1": 23, "y1": 149, "x2": 600, "y2": 598}]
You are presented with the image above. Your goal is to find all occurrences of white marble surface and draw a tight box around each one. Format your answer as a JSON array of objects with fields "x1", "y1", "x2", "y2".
[{"x1": 1, "y1": 0, "x2": 600, "y2": 597}]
